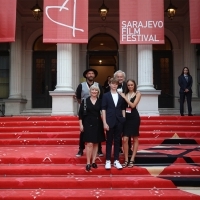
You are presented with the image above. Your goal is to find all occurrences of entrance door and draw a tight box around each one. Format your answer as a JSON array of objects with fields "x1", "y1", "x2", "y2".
[
  {"x1": 32, "y1": 51, "x2": 57, "y2": 108},
  {"x1": 87, "y1": 34, "x2": 118, "y2": 86},
  {"x1": 87, "y1": 51, "x2": 118, "y2": 86},
  {"x1": 153, "y1": 50, "x2": 174, "y2": 108}
]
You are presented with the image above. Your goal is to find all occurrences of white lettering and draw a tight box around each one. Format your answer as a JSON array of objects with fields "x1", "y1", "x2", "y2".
[
  {"x1": 122, "y1": 21, "x2": 127, "y2": 28},
  {"x1": 133, "y1": 21, "x2": 138, "y2": 28},
  {"x1": 121, "y1": 20, "x2": 163, "y2": 43}
]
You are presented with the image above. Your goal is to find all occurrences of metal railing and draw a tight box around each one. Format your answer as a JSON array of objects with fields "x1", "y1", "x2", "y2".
[{"x1": 0, "y1": 101, "x2": 5, "y2": 117}]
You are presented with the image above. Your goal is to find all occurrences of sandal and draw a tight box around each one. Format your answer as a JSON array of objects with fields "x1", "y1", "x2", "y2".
[
  {"x1": 122, "y1": 161, "x2": 129, "y2": 168},
  {"x1": 85, "y1": 164, "x2": 91, "y2": 172},
  {"x1": 128, "y1": 161, "x2": 135, "y2": 168},
  {"x1": 91, "y1": 163, "x2": 98, "y2": 168}
]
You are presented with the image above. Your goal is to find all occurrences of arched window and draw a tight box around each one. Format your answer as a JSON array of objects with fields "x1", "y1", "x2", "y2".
[
  {"x1": 153, "y1": 36, "x2": 172, "y2": 50},
  {"x1": 33, "y1": 35, "x2": 57, "y2": 51},
  {"x1": 88, "y1": 33, "x2": 118, "y2": 51},
  {"x1": 87, "y1": 34, "x2": 118, "y2": 86}
]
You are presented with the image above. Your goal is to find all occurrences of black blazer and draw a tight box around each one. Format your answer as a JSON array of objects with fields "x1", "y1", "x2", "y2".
[
  {"x1": 102, "y1": 92, "x2": 126, "y2": 128},
  {"x1": 104, "y1": 81, "x2": 127, "y2": 93},
  {"x1": 178, "y1": 74, "x2": 193, "y2": 93},
  {"x1": 118, "y1": 81, "x2": 127, "y2": 93}
]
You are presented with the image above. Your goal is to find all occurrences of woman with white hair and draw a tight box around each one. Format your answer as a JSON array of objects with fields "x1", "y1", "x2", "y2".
[{"x1": 79, "y1": 85, "x2": 105, "y2": 172}]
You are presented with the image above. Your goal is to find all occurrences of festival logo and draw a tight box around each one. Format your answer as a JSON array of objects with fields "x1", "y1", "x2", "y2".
[
  {"x1": 120, "y1": 0, "x2": 164, "y2": 44},
  {"x1": 43, "y1": 0, "x2": 88, "y2": 43}
]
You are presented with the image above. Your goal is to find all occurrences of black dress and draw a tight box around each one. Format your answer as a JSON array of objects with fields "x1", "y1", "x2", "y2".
[
  {"x1": 123, "y1": 95, "x2": 140, "y2": 137},
  {"x1": 79, "y1": 97, "x2": 105, "y2": 143},
  {"x1": 104, "y1": 81, "x2": 110, "y2": 93}
]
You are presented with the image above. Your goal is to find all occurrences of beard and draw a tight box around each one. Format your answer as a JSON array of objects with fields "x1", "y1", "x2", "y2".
[{"x1": 87, "y1": 76, "x2": 94, "y2": 81}]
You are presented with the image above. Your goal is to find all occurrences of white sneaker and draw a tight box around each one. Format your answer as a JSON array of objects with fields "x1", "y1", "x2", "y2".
[
  {"x1": 114, "y1": 160, "x2": 122, "y2": 169},
  {"x1": 105, "y1": 160, "x2": 111, "y2": 169}
]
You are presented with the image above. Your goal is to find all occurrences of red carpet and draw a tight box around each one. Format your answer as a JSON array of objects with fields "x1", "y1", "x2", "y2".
[{"x1": 0, "y1": 116, "x2": 200, "y2": 199}]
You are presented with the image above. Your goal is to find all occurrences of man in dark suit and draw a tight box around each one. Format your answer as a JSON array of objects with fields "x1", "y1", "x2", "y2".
[
  {"x1": 113, "y1": 70, "x2": 132, "y2": 155},
  {"x1": 102, "y1": 78, "x2": 126, "y2": 169},
  {"x1": 178, "y1": 67, "x2": 193, "y2": 116}
]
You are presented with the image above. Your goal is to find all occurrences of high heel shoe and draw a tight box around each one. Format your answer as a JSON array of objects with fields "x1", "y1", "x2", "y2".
[
  {"x1": 86, "y1": 164, "x2": 91, "y2": 172},
  {"x1": 128, "y1": 161, "x2": 135, "y2": 168},
  {"x1": 122, "y1": 161, "x2": 129, "y2": 168},
  {"x1": 91, "y1": 163, "x2": 98, "y2": 168}
]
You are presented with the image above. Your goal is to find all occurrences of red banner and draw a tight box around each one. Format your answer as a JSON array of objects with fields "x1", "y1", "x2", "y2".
[
  {"x1": 0, "y1": 0, "x2": 16, "y2": 42},
  {"x1": 119, "y1": 0, "x2": 164, "y2": 44},
  {"x1": 43, "y1": 0, "x2": 88, "y2": 43},
  {"x1": 189, "y1": 0, "x2": 200, "y2": 43}
]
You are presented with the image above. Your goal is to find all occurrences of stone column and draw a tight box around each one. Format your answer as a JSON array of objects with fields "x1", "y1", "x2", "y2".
[
  {"x1": 4, "y1": 25, "x2": 27, "y2": 115},
  {"x1": 72, "y1": 44, "x2": 80, "y2": 115},
  {"x1": 23, "y1": 50, "x2": 33, "y2": 109},
  {"x1": 55, "y1": 44, "x2": 73, "y2": 92},
  {"x1": 173, "y1": 49, "x2": 183, "y2": 110},
  {"x1": 183, "y1": 25, "x2": 200, "y2": 114},
  {"x1": 184, "y1": 25, "x2": 198, "y2": 97},
  {"x1": 126, "y1": 45, "x2": 137, "y2": 81},
  {"x1": 137, "y1": 45, "x2": 154, "y2": 90},
  {"x1": 119, "y1": 48, "x2": 126, "y2": 72},
  {"x1": 49, "y1": 43, "x2": 75, "y2": 115},
  {"x1": 137, "y1": 44, "x2": 161, "y2": 116}
]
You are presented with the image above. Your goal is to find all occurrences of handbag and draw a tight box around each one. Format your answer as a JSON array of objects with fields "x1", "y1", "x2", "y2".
[{"x1": 83, "y1": 98, "x2": 87, "y2": 115}]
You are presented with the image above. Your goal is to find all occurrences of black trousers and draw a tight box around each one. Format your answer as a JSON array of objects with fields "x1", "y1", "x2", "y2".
[
  {"x1": 106, "y1": 122, "x2": 123, "y2": 161},
  {"x1": 179, "y1": 92, "x2": 192, "y2": 115},
  {"x1": 78, "y1": 132, "x2": 102, "y2": 151}
]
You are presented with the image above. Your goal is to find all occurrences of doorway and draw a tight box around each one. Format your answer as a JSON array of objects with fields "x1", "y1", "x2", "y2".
[
  {"x1": 32, "y1": 36, "x2": 57, "y2": 108},
  {"x1": 153, "y1": 37, "x2": 174, "y2": 108},
  {"x1": 87, "y1": 34, "x2": 118, "y2": 86}
]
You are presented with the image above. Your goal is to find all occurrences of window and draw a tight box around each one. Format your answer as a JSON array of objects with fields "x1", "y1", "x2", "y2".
[{"x1": 0, "y1": 43, "x2": 10, "y2": 98}]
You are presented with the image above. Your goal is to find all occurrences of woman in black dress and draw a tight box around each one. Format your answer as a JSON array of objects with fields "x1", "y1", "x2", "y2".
[
  {"x1": 178, "y1": 67, "x2": 193, "y2": 116},
  {"x1": 79, "y1": 85, "x2": 105, "y2": 172},
  {"x1": 103, "y1": 76, "x2": 111, "y2": 93},
  {"x1": 119, "y1": 79, "x2": 141, "y2": 168}
]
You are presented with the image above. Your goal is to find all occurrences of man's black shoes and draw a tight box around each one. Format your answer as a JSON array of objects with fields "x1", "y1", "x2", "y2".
[{"x1": 76, "y1": 149, "x2": 83, "y2": 157}]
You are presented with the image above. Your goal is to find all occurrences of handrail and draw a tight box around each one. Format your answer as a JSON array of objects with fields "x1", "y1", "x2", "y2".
[{"x1": 0, "y1": 103, "x2": 5, "y2": 117}]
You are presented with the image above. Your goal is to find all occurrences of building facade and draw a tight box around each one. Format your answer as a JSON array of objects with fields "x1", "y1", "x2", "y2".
[{"x1": 0, "y1": 0, "x2": 200, "y2": 116}]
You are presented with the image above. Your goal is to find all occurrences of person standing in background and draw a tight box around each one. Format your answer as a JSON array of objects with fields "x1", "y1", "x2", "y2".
[
  {"x1": 75, "y1": 69, "x2": 104, "y2": 157},
  {"x1": 178, "y1": 67, "x2": 193, "y2": 116},
  {"x1": 104, "y1": 76, "x2": 111, "y2": 93}
]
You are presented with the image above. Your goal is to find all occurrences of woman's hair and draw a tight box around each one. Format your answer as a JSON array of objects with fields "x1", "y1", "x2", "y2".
[
  {"x1": 108, "y1": 77, "x2": 119, "y2": 85},
  {"x1": 125, "y1": 79, "x2": 137, "y2": 94},
  {"x1": 89, "y1": 84, "x2": 100, "y2": 97},
  {"x1": 107, "y1": 76, "x2": 111, "y2": 79},
  {"x1": 181, "y1": 67, "x2": 190, "y2": 76}
]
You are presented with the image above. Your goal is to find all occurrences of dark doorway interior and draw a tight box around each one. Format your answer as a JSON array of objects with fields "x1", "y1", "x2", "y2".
[
  {"x1": 87, "y1": 34, "x2": 118, "y2": 86},
  {"x1": 32, "y1": 51, "x2": 57, "y2": 108},
  {"x1": 153, "y1": 50, "x2": 174, "y2": 108}
]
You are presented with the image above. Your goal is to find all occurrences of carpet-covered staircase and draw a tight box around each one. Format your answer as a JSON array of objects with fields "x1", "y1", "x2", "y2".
[{"x1": 0, "y1": 116, "x2": 200, "y2": 199}]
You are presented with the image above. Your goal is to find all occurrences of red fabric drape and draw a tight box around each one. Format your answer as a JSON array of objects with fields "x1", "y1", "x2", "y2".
[
  {"x1": 189, "y1": 0, "x2": 200, "y2": 43},
  {"x1": 0, "y1": 0, "x2": 17, "y2": 42},
  {"x1": 43, "y1": 0, "x2": 88, "y2": 43},
  {"x1": 119, "y1": 0, "x2": 164, "y2": 44}
]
